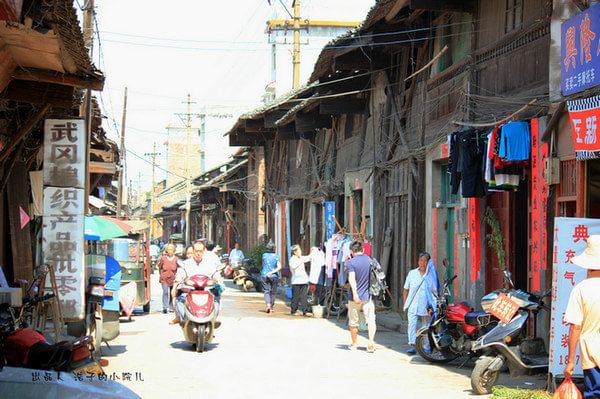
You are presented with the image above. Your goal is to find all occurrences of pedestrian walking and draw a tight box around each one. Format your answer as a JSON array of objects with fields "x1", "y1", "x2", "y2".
[
  {"x1": 347, "y1": 240, "x2": 377, "y2": 353},
  {"x1": 563, "y1": 235, "x2": 600, "y2": 399},
  {"x1": 262, "y1": 242, "x2": 281, "y2": 314},
  {"x1": 289, "y1": 244, "x2": 311, "y2": 316},
  {"x1": 158, "y1": 244, "x2": 178, "y2": 314},
  {"x1": 403, "y1": 252, "x2": 437, "y2": 355}
]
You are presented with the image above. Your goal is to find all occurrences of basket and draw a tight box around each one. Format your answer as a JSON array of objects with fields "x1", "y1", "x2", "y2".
[{"x1": 311, "y1": 305, "x2": 324, "y2": 318}]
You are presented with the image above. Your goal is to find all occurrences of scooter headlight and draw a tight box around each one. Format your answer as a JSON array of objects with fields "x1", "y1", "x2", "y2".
[{"x1": 191, "y1": 294, "x2": 209, "y2": 306}]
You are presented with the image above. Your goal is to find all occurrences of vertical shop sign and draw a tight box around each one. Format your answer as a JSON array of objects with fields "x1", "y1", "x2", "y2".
[
  {"x1": 548, "y1": 217, "x2": 599, "y2": 378},
  {"x1": 561, "y1": 3, "x2": 600, "y2": 96},
  {"x1": 468, "y1": 198, "x2": 481, "y2": 281},
  {"x1": 530, "y1": 119, "x2": 548, "y2": 292},
  {"x1": 324, "y1": 201, "x2": 335, "y2": 241},
  {"x1": 42, "y1": 119, "x2": 86, "y2": 320}
]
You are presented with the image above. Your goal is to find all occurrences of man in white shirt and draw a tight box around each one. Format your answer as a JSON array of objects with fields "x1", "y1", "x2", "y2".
[
  {"x1": 564, "y1": 235, "x2": 600, "y2": 399},
  {"x1": 403, "y1": 252, "x2": 437, "y2": 355},
  {"x1": 170, "y1": 241, "x2": 221, "y2": 324}
]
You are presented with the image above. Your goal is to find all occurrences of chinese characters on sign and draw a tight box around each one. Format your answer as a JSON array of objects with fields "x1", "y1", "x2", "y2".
[
  {"x1": 43, "y1": 120, "x2": 86, "y2": 188},
  {"x1": 324, "y1": 201, "x2": 335, "y2": 241},
  {"x1": 567, "y1": 94, "x2": 600, "y2": 160},
  {"x1": 488, "y1": 293, "x2": 520, "y2": 325},
  {"x1": 530, "y1": 119, "x2": 549, "y2": 291},
  {"x1": 42, "y1": 119, "x2": 86, "y2": 320},
  {"x1": 548, "y1": 217, "x2": 599, "y2": 377},
  {"x1": 561, "y1": 4, "x2": 600, "y2": 96}
]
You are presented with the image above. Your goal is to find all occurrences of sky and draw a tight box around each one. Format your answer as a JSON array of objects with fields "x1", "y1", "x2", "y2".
[{"x1": 92, "y1": 0, "x2": 375, "y2": 194}]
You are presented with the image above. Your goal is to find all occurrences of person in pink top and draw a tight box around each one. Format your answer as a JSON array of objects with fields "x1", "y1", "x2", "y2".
[{"x1": 564, "y1": 235, "x2": 600, "y2": 399}]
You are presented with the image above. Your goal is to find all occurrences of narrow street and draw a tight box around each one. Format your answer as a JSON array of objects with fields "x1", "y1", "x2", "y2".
[{"x1": 101, "y1": 274, "x2": 542, "y2": 399}]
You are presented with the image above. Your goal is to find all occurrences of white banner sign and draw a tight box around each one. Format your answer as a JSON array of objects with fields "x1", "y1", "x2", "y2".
[
  {"x1": 42, "y1": 187, "x2": 85, "y2": 320},
  {"x1": 43, "y1": 119, "x2": 86, "y2": 189},
  {"x1": 42, "y1": 119, "x2": 87, "y2": 320},
  {"x1": 548, "y1": 217, "x2": 599, "y2": 377}
]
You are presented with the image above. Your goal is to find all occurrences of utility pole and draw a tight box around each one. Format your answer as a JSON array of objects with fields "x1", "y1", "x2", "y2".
[
  {"x1": 184, "y1": 94, "x2": 193, "y2": 246},
  {"x1": 81, "y1": 0, "x2": 94, "y2": 213},
  {"x1": 144, "y1": 142, "x2": 161, "y2": 239},
  {"x1": 116, "y1": 87, "x2": 128, "y2": 218},
  {"x1": 292, "y1": 0, "x2": 301, "y2": 89}
]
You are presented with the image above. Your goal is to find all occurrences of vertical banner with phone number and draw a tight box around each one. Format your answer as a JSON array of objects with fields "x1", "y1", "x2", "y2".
[{"x1": 549, "y1": 217, "x2": 600, "y2": 377}]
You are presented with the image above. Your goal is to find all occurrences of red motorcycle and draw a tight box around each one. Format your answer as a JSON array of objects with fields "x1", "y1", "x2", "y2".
[
  {"x1": 415, "y1": 275, "x2": 497, "y2": 363},
  {"x1": 0, "y1": 294, "x2": 100, "y2": 374}
]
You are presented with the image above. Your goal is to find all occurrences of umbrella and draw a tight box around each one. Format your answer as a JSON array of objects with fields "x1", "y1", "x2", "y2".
[{"x1": 84, "y1": 215, "x2": 131, "y2": 241}]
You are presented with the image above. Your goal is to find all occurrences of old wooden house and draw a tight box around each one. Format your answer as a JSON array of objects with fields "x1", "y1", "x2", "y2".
[{"x1": 228, "y1": 0, "x2": 557, "y2": 310}]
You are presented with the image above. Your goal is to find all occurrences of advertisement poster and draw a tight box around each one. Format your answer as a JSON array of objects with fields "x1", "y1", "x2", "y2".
[{"x1": 548, "y1": 217, "x2": 599, "y2": 377}]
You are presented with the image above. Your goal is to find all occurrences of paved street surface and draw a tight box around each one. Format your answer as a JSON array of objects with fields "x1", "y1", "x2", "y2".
[{"x1": 103, "y1": 274, "x2": 545, "y2": 399}]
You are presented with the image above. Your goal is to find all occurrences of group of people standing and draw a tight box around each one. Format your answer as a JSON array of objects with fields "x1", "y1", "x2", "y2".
[{"x1": 260, "y1": 242, "x2": 321, "y2": 316}]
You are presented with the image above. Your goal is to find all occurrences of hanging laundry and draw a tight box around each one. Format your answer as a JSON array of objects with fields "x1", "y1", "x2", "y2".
[
  {"x1": 309, "y1": 247, "x2": 325, "y2": 285},
  {"x1": 459, "y1": 129, "x2": 487, "y2": 198},
  {"x1": 499, "y1": 122, "x2": 530, "y2": 162},
  {"x1": 448, "y1": 133, "x2": 462, "y2": 195}
]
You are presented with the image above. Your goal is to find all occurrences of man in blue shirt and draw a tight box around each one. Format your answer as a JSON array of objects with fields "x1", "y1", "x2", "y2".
[{"x1": 347, "y1": 241, "x2": 376, "y2": 353}]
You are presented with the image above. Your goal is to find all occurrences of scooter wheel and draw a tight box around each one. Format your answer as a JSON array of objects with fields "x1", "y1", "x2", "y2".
[
  {"x1": 415, "y1": 334, "x2": 459, "y2": 364},
  {"x1": 196, "y1": 324, "x2": 206, "y2": 353},
  {"x1": 471, "y1": 356, "x2": 501, "y2": 395}
]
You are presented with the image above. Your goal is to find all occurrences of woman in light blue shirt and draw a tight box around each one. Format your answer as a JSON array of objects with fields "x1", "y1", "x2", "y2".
[{"x1": 262, "y1": 242, "x2": 282, "y2": 314}]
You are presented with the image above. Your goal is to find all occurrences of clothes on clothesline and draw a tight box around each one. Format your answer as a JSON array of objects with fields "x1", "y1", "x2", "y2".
[
  {"x1": 323, "y1": 234, "x2": 372, "y2": 286},
  {"x1": 449, "y1": 129, "x2": 487, "y2": 198},
  {"x1": 309, "y1": 247, "x2": 325, "y2": 285},
  {"x1": 499, "y1": 122, "x2": 530, "y2": 162},
  {"x1": 449, "y1": 121, "x2": 531, "y2": 197}
]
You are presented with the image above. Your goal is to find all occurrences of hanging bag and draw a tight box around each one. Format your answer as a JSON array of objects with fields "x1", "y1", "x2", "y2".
[{"x1": 553, "y1": 377, "x2": 582, "y2": 399}]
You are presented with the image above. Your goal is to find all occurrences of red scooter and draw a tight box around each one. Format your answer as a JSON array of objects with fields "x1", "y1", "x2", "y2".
[
  {"x1": 0, "y1": 294, "x2": 100, "y2": 374},
  {"x1": 415, "y1": 275, "x2": 498, "y2": 363},
  {"x1": 177, "y1": 274, "x2": 221, "y2": 353}
]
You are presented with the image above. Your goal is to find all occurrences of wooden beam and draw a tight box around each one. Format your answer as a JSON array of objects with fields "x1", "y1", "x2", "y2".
[
  {"x1": 12, "y1": 68, "x2": 105, "y2": 91},
  {"x1": 0, "y1": 103, "x2": 50, "y2": 163},
  {"x1": 7, "y1": 161, "x2": 33, "y2": 283},
  {"x1": 319, "y1": 98, "x2": 366, "y2": 115},
  {"x1": 409, "y1": 0, "x2": 475, "y2": 12},
  {"x1": 2, "y1": 81, "x2": 74, "y2": 108},
  {"x1": 264, "y1": 110, "x2": 288, "y2": 128},
  {"x1": 333, "y1": 51, "x2": 371, "y2": 71},
  {"x1": 386, "y1": 0, "x2": 409, "y2": 21},
  {"x1": 276, "y1": 125, "x2": 296, "y2": 139},
  {"x1": 295, "y1": 112, "x2": 332, "y2": 132},
  {"x1": 244, "y1": 118, "x2": 266, "y2": 132}
]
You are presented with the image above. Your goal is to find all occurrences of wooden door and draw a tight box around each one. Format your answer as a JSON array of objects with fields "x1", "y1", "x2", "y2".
[{"x1": 485, "y1": 192, "x2": 511, "y2": 292}]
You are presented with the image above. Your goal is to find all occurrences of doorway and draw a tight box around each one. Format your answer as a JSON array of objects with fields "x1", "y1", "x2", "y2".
[
  {"x1": 588, "y1": 159, "x2": 600, "y2": 217},
  {"x1": 485, "y1": 181, "x2": 529, "y2": 292}
]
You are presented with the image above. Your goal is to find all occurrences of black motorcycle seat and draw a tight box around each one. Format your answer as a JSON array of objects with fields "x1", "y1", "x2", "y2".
[
  {"x1": 465, "y1": 311, "x2": 493, "y2": 326},
  {"x1": 27, "y1": 341, "x2": 70, "y2": 370}
]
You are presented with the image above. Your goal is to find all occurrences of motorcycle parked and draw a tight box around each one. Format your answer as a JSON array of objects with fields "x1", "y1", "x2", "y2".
[
  {"x1": 470, "y1": 271, "x2": 551, "y2": 395},
  {"x1": 232, "y1": 258, "x2": 262, "y2": 292},
  {"x1": 0, "y1": 294, "x2": 101, "y2": 374},
  {"x1": 177, "y1": 274, "x2": 221, "y2": 353},
  {"x1": 415, "y1": 275, "x2": 498, "y2": 363}
]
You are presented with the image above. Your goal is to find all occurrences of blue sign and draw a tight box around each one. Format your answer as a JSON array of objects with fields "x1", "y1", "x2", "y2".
[
  {"x1": 324, "y1": 201, "x2": 335, "y2": 240},
  {"x1": 561, "y1": 3, "x2": 600, "y2": 96}
]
